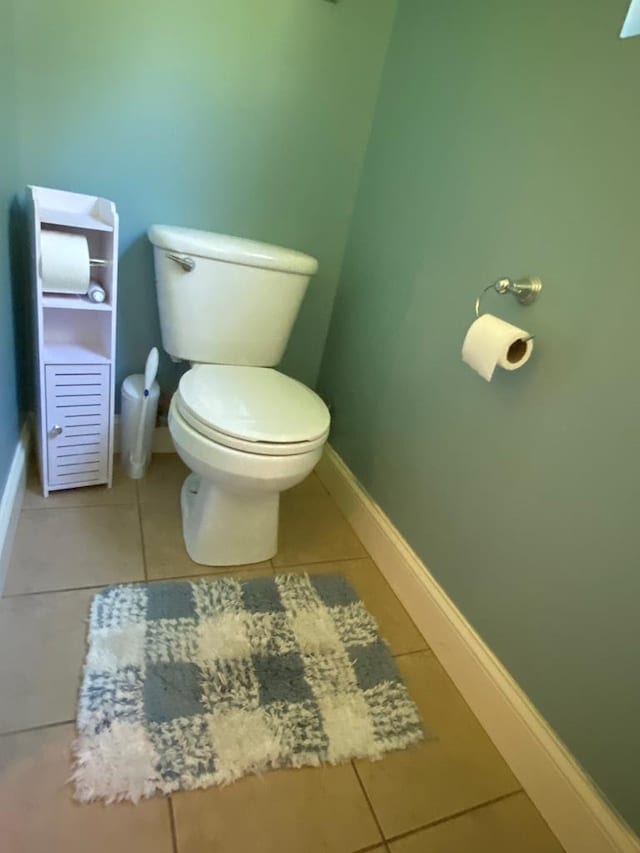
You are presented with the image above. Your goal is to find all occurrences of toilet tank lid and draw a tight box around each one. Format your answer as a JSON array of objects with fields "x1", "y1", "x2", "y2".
[{"x1": 148, "y1": 225, "x2": 319, "y2": 275}]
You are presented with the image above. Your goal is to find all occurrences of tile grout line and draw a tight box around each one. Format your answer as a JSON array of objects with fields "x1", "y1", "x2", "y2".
[
  {"x1": 382, "y1": 789, "x2": 525, "y2": 846},
  {"x1": 7, "y1": 507, "x2": 383, "y2": 596},
  {"x1": 135, "y1": 481, "x2": 149, "y2": 582},
  {"x1": 272, "y1": 553, "x2": 376, "y2": 571},
  {"x1": 351, "y1": 760, "x2": 388, "y2": 849},
  {"x1": 312, "y1": 471, "x2": 330, "y2": 497},
  {"x1": 146, "y1": 569, "x2": 273, "y2": 583},
  {"x1": 20, "y1": 500, "x2": 136, "y2": 512},
  {"x1": 318, "y1": 480, "x2": 375, "y2": 564},
  {"x1": 2, "y1": 584, "x2": 108, "y2": 599},
  {"x1": 2, "y1": 568, "x2": 431, "y2": 662},
  {"x1": 352, "y1": 843, "x2": 389, "y2": 853},
  {"x1": 168, "y1": 796, "x2": 179, "y2": 853},
  {"x1": 393, "y1": 648, "x2": 434, "y2": 660},
  {"x1": 1, "y1": 565, "x2": 276, "y2": 599},
  {"x1": 0, "y1": 718, "x2": 75, "y2": 739}
]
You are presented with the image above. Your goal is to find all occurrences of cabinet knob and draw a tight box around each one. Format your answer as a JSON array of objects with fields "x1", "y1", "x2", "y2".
[{"x1": 49, "y1": 425, "x2": 63, "y2": 437}]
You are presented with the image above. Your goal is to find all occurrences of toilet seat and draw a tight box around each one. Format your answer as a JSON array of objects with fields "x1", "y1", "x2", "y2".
[{"x1": 175, "y1": 365, "x2": 330, "y2": 457}]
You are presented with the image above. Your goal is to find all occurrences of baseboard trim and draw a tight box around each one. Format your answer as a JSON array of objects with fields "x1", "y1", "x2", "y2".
[
  {"x1": 0, "y1": 422, "x2": 30, "y2": 596},
  {"x1": 316, "y1": 445, "x2": 639, "y2": 853},
  {"x1": 113, "y1": 415, "x2": 175, "y2": 455}
]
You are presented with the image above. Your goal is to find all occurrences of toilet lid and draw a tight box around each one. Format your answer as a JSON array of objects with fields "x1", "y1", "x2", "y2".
[{"x1": 177, "y1": 365, "x2": 330, "y2": 445}]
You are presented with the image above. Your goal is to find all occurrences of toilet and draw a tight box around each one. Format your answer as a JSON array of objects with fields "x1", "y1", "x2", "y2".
[{"x1": 148, "y1": 225, "x2": 330, "y2": 566}]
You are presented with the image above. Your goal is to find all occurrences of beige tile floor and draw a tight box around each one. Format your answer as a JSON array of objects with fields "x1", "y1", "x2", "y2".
[{"x1": 0, "y1": 454, "x2": 565, "y2": 853}]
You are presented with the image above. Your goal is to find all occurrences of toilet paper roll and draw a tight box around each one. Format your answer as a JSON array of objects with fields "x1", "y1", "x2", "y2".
[
  {"x1": 462, "y1": 314, "x2": 534, "y2": 381},
  {"x1": 40, "y1": 230, "x2": 90, "y2": 295}
]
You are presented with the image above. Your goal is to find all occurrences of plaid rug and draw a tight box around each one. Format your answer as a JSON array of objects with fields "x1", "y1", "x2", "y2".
[{"x1": 73, "y1": 573, "x2": 424, "y2": 802}]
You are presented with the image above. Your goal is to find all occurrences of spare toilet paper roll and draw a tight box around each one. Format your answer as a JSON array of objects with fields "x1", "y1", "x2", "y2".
[
  {"x1": 40, "y1": 230, "x2": 90, "y2": 295},
  {"x1": 87, "y1": 282, "x2": 106, "y2": 303},
  {"x1": 462, "y1": 314, "x2": 534, "y2": 381}
]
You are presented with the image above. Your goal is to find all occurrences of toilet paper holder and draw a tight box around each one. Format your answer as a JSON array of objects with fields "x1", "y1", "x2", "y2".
[{"x1": 475, "y1": 276, "x2": 542, "y2": 318}]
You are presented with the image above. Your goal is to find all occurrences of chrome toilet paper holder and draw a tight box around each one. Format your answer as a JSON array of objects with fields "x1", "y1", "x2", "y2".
[{"x1": 475, "y1": 276, "x2": 542, "y2": 318}]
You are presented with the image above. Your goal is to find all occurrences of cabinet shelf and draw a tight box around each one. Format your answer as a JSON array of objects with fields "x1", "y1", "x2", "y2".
[
  {"x1": 42, "y1": 342, "x2": 111, "y2": 365},
  {"x1": 39, "y1": 207, "x2": 113, "y2": 232},
  {"x1": 42, "y1": 293, "x2": 112, "y2": 312}
]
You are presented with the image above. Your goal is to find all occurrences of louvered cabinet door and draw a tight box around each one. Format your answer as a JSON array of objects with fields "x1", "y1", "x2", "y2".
[{"x1": 45, "y1": 365, "x2": 111, "y2": 488}]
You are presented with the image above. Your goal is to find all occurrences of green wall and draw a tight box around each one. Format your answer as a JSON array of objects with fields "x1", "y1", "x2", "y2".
[
  {"x1": 13, "y1": 0, "x2": 397, "y2": 392},
  {"x1": 320, "y1": 0, "x2": 640, "y2": 832},
  {"x1": 0, "y1": 0, "x2": 21, "y2": 485}
]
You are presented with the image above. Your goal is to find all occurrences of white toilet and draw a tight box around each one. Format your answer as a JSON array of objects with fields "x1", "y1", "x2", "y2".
[{"x1": 148, "y1": 225, "x2": 330, "y2": 566}]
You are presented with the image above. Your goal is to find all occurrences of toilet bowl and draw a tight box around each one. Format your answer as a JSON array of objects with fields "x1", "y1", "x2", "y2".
[
  {"x1": 168, "y1": 364, "x2": 329, "y2": 565},
  {"x1": 148, "y1": 225, "x2": 329, "y2": 566}
]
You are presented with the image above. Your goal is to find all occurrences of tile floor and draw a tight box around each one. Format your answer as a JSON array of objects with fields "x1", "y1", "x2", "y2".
[{"x1": 0, "y1": 454, "x2": 565, "y2": 853}]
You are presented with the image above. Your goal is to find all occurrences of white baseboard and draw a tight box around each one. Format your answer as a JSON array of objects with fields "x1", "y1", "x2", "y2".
[
  {"x1": 0, "y1": 422, "x2": 30, "y2": 596},
  {"x1": 316, "y1": 445, "x2": 639, "y2": 853},
  {"x1": 113, "y1": 415, "x2": 175, "y2": 454}
]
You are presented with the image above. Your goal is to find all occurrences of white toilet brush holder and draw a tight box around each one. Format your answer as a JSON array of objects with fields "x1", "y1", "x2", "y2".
[{"x1": 120, "y1": 348, "x2": 160, "y2": 480}]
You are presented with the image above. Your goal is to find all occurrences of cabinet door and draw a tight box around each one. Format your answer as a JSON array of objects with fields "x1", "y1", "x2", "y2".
[{"x1": 45, "y1": 364, "x2": 110, "y2": 488}]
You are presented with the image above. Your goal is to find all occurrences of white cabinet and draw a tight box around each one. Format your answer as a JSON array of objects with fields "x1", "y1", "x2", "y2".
[
  {"x1": 29, "y1": 186, "x2": 119, "y2": 496},
  {"x1": 44, "y1": 364, "x2": 111, "y2": 488}
]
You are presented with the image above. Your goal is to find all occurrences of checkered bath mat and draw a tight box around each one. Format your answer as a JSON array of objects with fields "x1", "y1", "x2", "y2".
[{"x1": 73, "y1": 573, "x2": 424, "y2": 802}]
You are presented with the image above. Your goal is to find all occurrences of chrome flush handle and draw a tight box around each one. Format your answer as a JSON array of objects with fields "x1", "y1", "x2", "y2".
[{"x1": 166, "y1": 252, "x2": 196, "y2": 272}]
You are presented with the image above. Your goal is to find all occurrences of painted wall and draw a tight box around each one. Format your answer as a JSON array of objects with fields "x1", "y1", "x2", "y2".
[
  {"x1": 320, "y1": 0, "x2": 640, "y2": 832},
  {"x1": 0, "y1": 0, "x2": 21, "y2": 486},
  {"x1": 12, "y1": 0, "x2": 397, "y2": 394}
]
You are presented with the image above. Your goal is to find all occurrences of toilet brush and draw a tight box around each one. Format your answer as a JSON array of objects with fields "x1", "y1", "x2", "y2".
[{"x1": 130, "y1": 347, "x2": 159, "y2": 479}]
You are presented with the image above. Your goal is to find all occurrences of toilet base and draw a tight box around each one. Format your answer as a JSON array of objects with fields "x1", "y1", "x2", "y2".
[{"x1": 181, "y1": 473, "x2": 279, "y2": 566}]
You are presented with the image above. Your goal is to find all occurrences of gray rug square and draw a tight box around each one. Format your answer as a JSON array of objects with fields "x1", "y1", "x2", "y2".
[{"x1": 73, "y1": 573, "x2": 424, "y2": 802}]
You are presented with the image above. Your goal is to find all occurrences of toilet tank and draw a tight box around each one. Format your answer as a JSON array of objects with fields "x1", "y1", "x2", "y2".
[{"x1": 148, "y1": 226, "x2": 318, "y2": 366}]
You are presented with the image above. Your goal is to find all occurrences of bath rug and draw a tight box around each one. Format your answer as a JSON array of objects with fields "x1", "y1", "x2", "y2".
[{"x1": 73, "y1": 573, "x2": 424, "y2": 802}]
